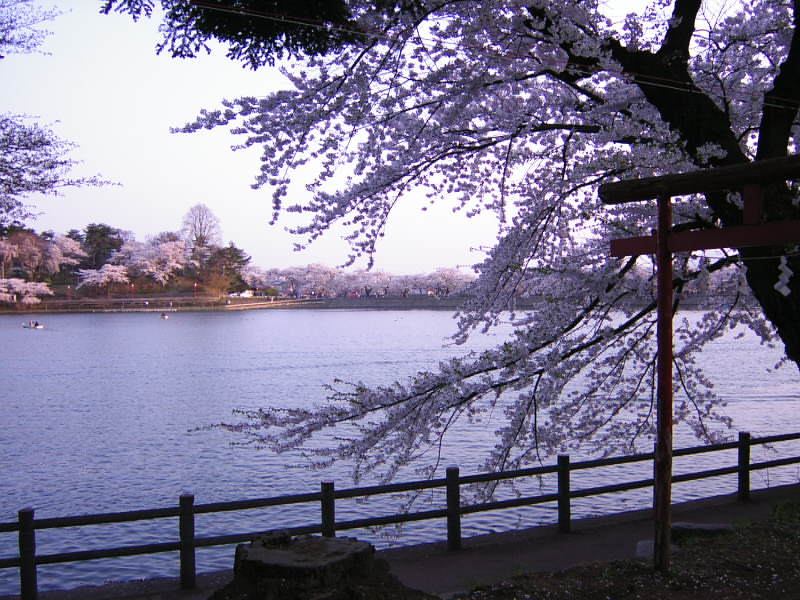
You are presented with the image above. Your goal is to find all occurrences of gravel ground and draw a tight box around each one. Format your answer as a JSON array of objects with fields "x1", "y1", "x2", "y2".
[{"x1": 451, "y1": 502, "x2": 800, "y2": 600}]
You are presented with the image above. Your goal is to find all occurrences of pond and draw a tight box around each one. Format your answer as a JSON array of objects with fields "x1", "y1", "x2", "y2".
[{"x1": 1, "y1": 309, "x2": 798, "y2": 594}]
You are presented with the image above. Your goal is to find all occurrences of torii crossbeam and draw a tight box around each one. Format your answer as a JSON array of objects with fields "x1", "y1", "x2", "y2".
[{"x1": 599, "y1": 154, "x2": 800, "y2": 572}]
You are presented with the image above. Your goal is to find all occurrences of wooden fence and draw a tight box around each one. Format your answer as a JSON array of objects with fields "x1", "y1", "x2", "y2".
[{"x1": 2, "y1": 431, "x2": 800, "y2": 600}]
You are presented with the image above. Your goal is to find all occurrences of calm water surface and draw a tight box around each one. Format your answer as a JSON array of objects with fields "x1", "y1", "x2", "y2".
[{"x1": 1, "y1": 309, "x2": 798, "y2": 594}]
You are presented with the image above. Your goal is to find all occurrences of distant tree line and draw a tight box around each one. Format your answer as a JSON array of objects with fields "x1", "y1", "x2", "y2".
[
  {"x1": 246, "y1": 263, "x2": 476, "y2": 300},
  {"x1": 0, "y1": 203, "x2": 476, "y2": 305},
  {"x1": 0, "y1": 205, "x2": 749, "y2": 308},
  {"x1": 0, "y1": 202, "x2": 749, "y2": 307}
]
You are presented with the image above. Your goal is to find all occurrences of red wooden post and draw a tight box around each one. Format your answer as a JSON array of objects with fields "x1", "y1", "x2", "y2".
[{"x1": 601, "y1": 156, "x2": 800, "y2": 572}]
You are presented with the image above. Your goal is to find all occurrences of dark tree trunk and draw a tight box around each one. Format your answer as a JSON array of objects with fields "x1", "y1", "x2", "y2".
[{"x1": 608, "y1": 0, "x2": 800, "y2": 370}]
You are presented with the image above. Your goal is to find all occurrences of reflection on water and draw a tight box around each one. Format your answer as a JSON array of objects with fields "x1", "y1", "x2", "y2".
[{"x1": 0, "y1": 309, "x2": 798, "y2": 594}]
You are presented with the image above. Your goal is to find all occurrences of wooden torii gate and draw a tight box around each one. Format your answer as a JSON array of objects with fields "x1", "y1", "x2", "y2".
[{"x1": 598, "y1": 154, "x2": 800, "y2": 571}]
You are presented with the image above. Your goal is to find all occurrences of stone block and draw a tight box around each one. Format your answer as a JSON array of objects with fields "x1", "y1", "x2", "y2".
[{"x1": 209, "y1": 532, "x2": 437, "y2": 600}]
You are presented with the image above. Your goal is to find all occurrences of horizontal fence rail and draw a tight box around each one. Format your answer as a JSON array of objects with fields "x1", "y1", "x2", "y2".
[{"x1": 3, "y1": 431, "x2": 800, "y2": 600}]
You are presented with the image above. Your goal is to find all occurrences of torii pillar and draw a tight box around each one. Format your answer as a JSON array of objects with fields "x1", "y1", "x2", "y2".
[{"x1": 599, "y1": 154, "x2": 800, "y2": 571}]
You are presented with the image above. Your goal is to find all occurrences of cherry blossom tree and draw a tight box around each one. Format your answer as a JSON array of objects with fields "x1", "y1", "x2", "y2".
[
  {"x1": 425, "y1": 268, "x2": 476, "y2": 296},
  {"x1": 113, "y1": 0, "x2": 800, "y2": 484},
  {"x1": 110, "y1": 239, "x2": 147, "y2": 271},
  {"x1": 0, "y1": 230, "x2": 86, "y2": 280},
  {"x1": 113, "y1": 238, "x2": 187, "y2": 286},
  {"x1": 358, "y1": 269, "x2": 393, "y2": 297},
  {"x1": 1, "y1": 1, "x2": 103, "y2": 228},
  {"x1": 76, "y1": 263, "x2": 129, "y2": 296},
  {"x1": 277, "y1": 265, "x2": 310, "y2": 297},
  {"x1": 7, "y1": 230, "x2": 42, "y2": 278},
  {"x1": 242, "y1": 265, "x2": 282, "y2": 292},
  {"x1": 42, "y1": 234, "x2": 86, "y2": 275},
  {"x1": 0, "y1": 277, "x2": 52, "y2": 304},
  {"x1": 393, "y1": 273, "x2": 433, "y2": 297},
  {"x1": 0, "y1": 235, "x2": 18, "y2": 278},
  {"x1": 147, "y1": 239, "x2": 188, "y2": 285},
  {"x1": 300, "y1": 263, "x2": 342, "y2": 296},
  {"x1": 0, "y1": 0, "x2": 57, "y2": 57}
]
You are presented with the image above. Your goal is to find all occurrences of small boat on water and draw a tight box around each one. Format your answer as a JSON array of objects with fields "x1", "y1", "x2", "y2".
[
  {"x1": 160, "y1": 312, "x2": 169, "y2": 319},
  {"x1": 22, "y1": 320, "x2": 43, "y2": 329}
]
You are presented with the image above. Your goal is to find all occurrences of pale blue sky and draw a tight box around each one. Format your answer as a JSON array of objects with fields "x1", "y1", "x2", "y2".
[{"x1": 6, "y1": 1, "x2": 500, "y2": 273}]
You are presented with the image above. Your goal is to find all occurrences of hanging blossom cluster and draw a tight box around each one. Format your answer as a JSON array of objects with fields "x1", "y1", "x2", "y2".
[{"x1": 175, "y1": 0, "x2": 799, "y2": 485}]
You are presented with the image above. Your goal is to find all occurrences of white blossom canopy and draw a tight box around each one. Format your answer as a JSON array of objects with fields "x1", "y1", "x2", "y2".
[
  {"x1": 76, "y1": 263, "x2": 130, "y2": 290},
  {"x1": 116, "y1": 0, "x2": 800, "y2": 484},
  {"x1": 1, "y1": 1, "x2": 106, "y2": 227},
  {"x1": 0, "y1": 277, "x2": 52, "y2": 304},
  {"x1": 113, "y1": 239, "x2": 188, "y2": 285}
]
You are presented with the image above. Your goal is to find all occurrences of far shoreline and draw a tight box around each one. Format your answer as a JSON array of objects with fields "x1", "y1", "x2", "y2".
[
  {"x1": 1, "y1": 293, "x2": 744, "y2": 316},
  {"x1": 0, "y1": 294, "x2": 482, "y2": 315}
]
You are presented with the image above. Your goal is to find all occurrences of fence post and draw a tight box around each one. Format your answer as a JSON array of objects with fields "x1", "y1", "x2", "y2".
[
  {"x1": 446, "y1": 466, "x2": 461, "y2": 551},
  {"x1": 321, "y1": 481, "x2": 335, "y2": 538},
  {"x1": 18, "y1": 508, "x2": 37, "y2": 600},
  {"x1": 179, "y1": 494, "x2": 196, "y2": 590},
  {"x1": 558, "y1": 455, "x2": 571, "y2": 533},
  {"x1": 738, "y1": 432, "x2": 751, "y2": 502}
]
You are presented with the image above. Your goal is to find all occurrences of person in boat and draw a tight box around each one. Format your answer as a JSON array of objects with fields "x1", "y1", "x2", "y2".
[{"x1": 34, "y1": 320, "x2": 40, "y2": 327}]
